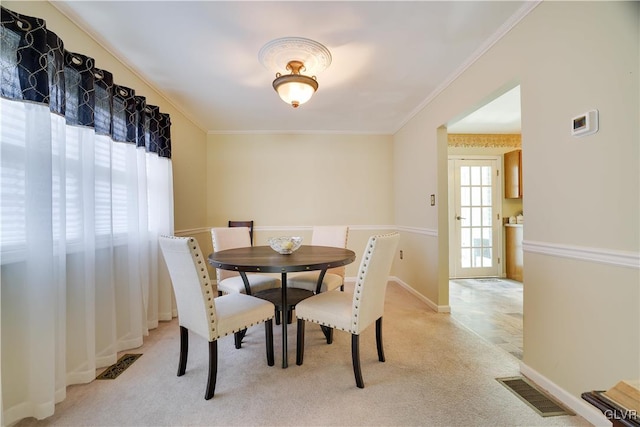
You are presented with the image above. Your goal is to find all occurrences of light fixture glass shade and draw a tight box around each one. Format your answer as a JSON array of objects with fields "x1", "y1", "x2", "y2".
[
  {"x1": 260, "y1": 39, "x2": 330, "y2": 108},
  {"x1": 273, "y1": 74, "x2": 318, "y2": 108}
]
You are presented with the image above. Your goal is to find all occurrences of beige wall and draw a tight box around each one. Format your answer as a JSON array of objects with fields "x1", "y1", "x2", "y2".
[
  {"x1": 205, "y1": 133, "x2": 395, "y2": 277},
  {"x1": 206, "y1": 133, "x2": 394, "y2": 226},
  {"x1": 5, "y1": 1, "x2": 209, "y2": 233},
  {"x1": 394, "y1": 0, "x2": 639, "y2": 410}
]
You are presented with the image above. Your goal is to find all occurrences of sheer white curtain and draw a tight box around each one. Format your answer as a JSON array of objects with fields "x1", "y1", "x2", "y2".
[{"x1": 1, "y1": 7, "x2": 174, "y2": 425}]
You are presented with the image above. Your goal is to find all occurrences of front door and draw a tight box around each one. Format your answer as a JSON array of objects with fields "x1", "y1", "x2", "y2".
[{"x1": 448, "y1": 157, "x2": 502, "y2": 278}]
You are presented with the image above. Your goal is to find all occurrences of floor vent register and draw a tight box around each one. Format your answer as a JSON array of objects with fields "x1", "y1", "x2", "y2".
[
  {"x1": 96, "y1": 354, "x2": 142, "y2": 380},
  {"x1": 497, "y1": 376, "x2": 574, "y2": 417}
]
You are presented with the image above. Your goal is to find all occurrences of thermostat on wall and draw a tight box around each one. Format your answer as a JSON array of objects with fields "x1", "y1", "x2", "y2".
[{"x1": 571, "y1": 109, "x2": 598, "y2": 137}]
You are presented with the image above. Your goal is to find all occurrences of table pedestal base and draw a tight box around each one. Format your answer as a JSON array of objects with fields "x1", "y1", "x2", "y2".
[{"x1": 253, "y1": 287, "x2": 315, "y2": 325}]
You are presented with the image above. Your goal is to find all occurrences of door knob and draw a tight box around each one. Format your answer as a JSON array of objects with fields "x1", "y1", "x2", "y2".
[{"x1": 456, "y1": 215, "x2": 466, "y2": 220}]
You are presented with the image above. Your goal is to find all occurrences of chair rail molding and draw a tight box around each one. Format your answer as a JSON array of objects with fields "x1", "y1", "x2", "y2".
[
  {"x1": 175, "y1": 225, "x2": 438, "y2": 237},
  {"x1": 174, "y1": 227, "x2": 212, "y2": 236},
  {"x1": 255, "y1": 225, "x2": 396, "y2": 232},
  {"x1": 396, "y1": 225, "x2": 438, "y2": 237},
  {"x1": 524, "y1": 240, "x2": 640, "y2": 269}
]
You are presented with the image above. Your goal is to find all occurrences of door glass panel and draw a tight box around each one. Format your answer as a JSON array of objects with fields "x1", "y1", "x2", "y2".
[
  {"x1": 461, "y1": 228, "x2": 470, "y2": 247},
  {"x1": 471, "y1": 207, "x2": 481, "y2": 226},
  {"x1": 460, "y1": 167, "x2": 470, "y2": 185},
  {"x1": 460, "y1": 207, "x2": 470, "y2": 227},
  {"x1": 457, "y1": 163, "x2": 495, "y2": 271},
  {"x1": 472, "y1": 227, "x2": 487, "y2": 267},
  {"x1": 482, "y1": 187, "x2": 491, "y2": 205},
  {"x1": 471, "y1": 167, "x2": 481, "y2": 185},
  {"x1": 483, "y1": 248, "x2": 492, "y2": 267},
  {"x1": 461, "y1": 187, "x2": 470, "y2": 206},
  {"x1": 484, "y1": 227, "x2": 492, "y2": 243},
  {"x1": 471, "y1": 187, "x2": 481, "y2": 205},
  {"x1": 482, "y1": 166, "x2": 492, "y2": 185},
  {"x1": 482, "y1": 207, "x2": 492, "y2": 226},
  {"x1": 461, "y1": 248, "x2": 471, "y2": 268}
]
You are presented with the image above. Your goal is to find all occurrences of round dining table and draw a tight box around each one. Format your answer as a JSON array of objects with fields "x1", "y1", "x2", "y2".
[{"x1": 208, "y1": 245, "x2": 356, "y2": 368}]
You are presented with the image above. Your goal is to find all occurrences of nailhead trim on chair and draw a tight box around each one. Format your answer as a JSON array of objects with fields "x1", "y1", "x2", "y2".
[
  {"x1": 186, "y1": 237, "x2": 219, "y2": 338},
  {"x1": 351, "y1": 237, "x2": 375, "y2": 329}
]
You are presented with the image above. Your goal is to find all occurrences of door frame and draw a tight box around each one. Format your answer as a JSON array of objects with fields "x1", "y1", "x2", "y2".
[{"x1": 448, "y1": 155, "x2": 504, "y2": 279}]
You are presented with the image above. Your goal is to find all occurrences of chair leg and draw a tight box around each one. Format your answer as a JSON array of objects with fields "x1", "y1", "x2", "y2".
[
  {"x1": 265, "y1": 319, "x2": 274, "y2": 366},
  {"x1": 287, "y1": 308, "x2": 293, "y2": 324},
  {"x1": 296, "y1": 318, "x2": 305, "y2": 365},
  {"x1": 234, "y1": 328, "x2": 248, "y2": 349},
  {"x1": 321, "y1": 325, "x2": 334, "y2": 344},
  {"x1": 351, "y1": 334, "x2": 364, "y2": 388},
  {"x1": 275, "y1": 308, "x2": 281, "y2": 325},
  {"x1": 205, "y1": 340, "x2": 218, "y2": 400},
  {"x1": 178, "y1": 326, "x2": 188, "y2": 376},
  {"x1": 376, "y1": 317, "x2": 385, "y2": 362}
]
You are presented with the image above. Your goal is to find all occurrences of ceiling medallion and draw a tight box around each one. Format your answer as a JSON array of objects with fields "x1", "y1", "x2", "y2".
[{"x1": 259, "y1": 37, "x2": 331, "y2": 108}]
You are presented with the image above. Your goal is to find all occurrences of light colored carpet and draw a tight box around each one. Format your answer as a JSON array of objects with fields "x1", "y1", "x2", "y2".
[{"x1": 16, "y1": 282, "x2": 590, "y2": 427}]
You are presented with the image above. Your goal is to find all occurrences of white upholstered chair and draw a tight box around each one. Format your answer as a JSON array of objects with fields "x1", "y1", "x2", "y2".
[
  {"x1": 287, "y1": 225, "x2": 349, "y2": 293},
  {"x1": 295, "y1": 232, "x2": 400, "y2": 388},
  {"x1": 211, "y1": 227, "x2": 280, "y2": 295},
  {"x1": 158, "y1": 235, "x2": 275, "y2": 400},
  {"x1": 228, "y1": 220, "x2": 254, "y2": 245}
]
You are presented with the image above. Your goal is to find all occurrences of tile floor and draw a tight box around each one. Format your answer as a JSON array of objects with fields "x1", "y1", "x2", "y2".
[{"x1": 449, "y1": 277, "x2": 523, "y2": 360}]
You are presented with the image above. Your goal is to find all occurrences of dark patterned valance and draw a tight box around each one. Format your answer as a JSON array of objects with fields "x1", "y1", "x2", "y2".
[{"x1": 0, "y1": 6, "x2": 171, "y2": 158}]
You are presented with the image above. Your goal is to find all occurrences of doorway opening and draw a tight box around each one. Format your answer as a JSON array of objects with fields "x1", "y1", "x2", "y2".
[{"x1": 444, "y1": 85, "x2": 523, "y2": 359}]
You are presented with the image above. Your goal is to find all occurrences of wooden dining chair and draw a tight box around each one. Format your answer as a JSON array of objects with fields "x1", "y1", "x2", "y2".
[
  {"x1": 295, "y1": 232, "x2": 400, "y2": 388},
  {"x1": 228, "y1": 220, "x2": 254, "y2": 245},
  {"x1": 211, "y1": 227, "x2": 280, "y2": 347},
  {"x1": 211, "y1": 227, "x2": 280, "y2": 296},
  {"x1": 158, "y1": 235, "x2": 275, "y2": 400}
]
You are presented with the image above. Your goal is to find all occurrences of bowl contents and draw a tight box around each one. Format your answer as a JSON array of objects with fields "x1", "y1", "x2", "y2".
[{"x1": 268, "y1": 236, "x2": 303, "y2": 254}]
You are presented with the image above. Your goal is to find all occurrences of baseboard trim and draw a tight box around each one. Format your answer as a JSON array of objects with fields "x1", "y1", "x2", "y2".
[
  {"x1": 391, "y1": 276, "x2": 450, "y2": 313},
  {"x1": 519, "y1": 362, "x2": 611, "y2": 426}
]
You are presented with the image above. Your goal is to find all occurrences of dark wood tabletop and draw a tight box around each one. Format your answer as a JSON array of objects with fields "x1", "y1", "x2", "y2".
[
  {"x1": 207, "y1": 244, "x2": 356, "y2": 368},
  {"x1": 208, "y1": 245, "x2": 356, "y2": 273}
]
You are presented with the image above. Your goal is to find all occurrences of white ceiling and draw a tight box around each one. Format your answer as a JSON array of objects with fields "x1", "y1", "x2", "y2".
[
  {"x1": 52, "y1": 1, "x2": 531, "y2": 134},
  {"x1": 448, "y1": 85, "x2": 521, "y2": 134}
]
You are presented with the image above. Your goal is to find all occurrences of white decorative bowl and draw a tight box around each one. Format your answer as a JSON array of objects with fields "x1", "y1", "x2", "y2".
[{"x1": 268, "y1": 236, "x2": 303, "y2": 255}]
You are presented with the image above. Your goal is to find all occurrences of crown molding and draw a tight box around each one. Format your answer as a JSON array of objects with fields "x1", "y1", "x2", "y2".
[{"x1": 394, "y1": 1, "x2": 542, "y2": 135}]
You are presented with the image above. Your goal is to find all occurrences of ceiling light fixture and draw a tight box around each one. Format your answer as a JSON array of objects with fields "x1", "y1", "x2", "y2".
[
  {"x1": 259, "y1": 37, "x2": 331, "y2": 108},
  {"x1": 272, "y1": 60, "x2": 317, "y2": 108}
]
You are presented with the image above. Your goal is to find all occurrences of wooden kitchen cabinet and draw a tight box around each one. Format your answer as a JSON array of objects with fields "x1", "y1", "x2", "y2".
[
  {"x1": 505, "y1": 225, "x2": 523, "y2": 282},
  {"x1": 504, "y1": 149, "x2": 522, "y2": 199}
]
